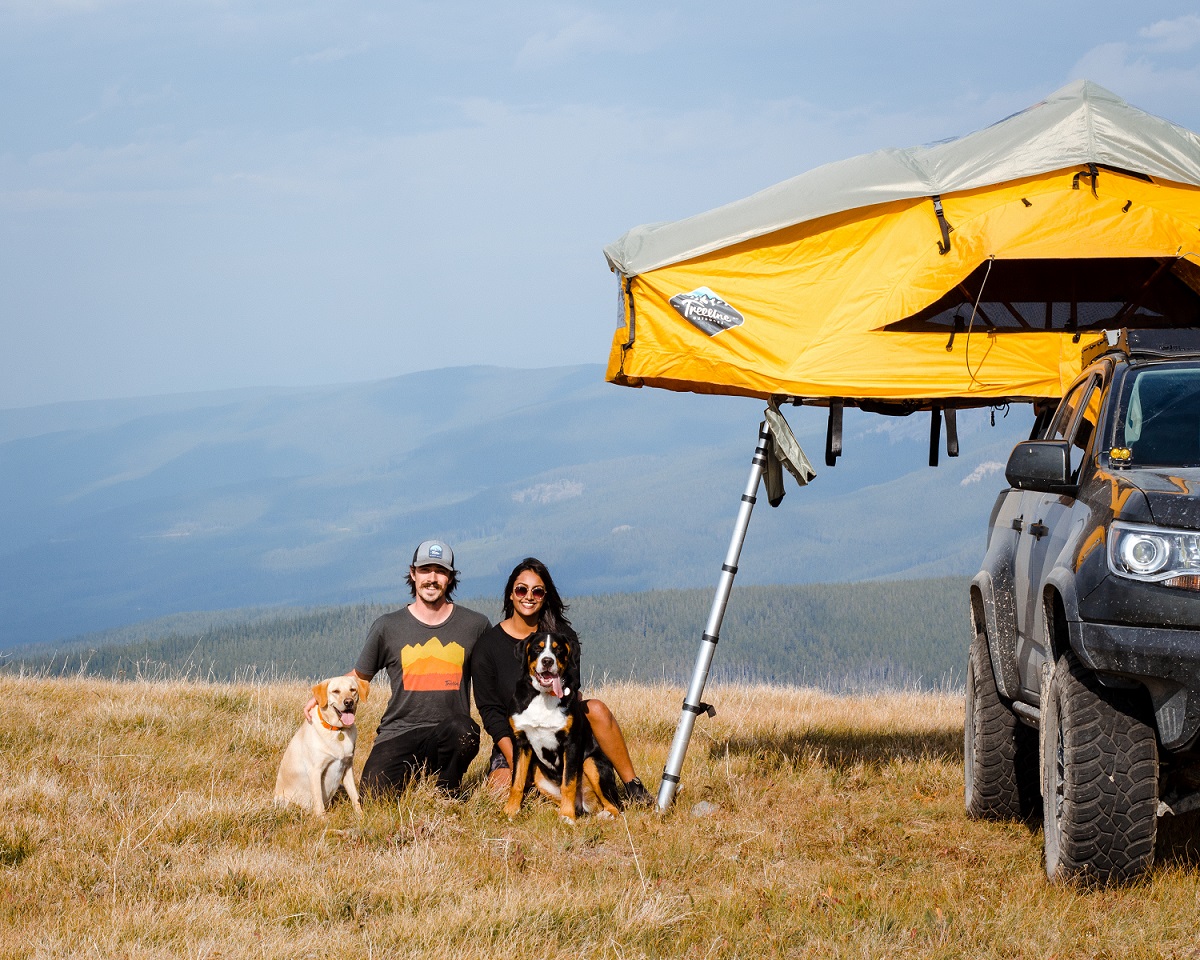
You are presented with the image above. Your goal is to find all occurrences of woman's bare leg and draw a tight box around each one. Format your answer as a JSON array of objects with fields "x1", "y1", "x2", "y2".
[
  {"x1": 487, "y1": 736, "x2": 515, "y2": 798},
  {"x1": 487, "y1": 766, "x2": 512, "y2": 797},
  {"x1": 583, "y1": 698, "x2": 636, "y2": 782}
]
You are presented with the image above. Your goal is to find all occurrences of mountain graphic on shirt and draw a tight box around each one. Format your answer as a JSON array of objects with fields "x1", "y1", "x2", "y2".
[{"x1": 400, "y1": 637, "x2": 466, "y2": 692}]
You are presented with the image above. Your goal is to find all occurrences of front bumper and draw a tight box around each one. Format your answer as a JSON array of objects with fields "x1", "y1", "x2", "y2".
[{"x1": 1075, "y1": 619, "x2": 1200, "y2": 750}]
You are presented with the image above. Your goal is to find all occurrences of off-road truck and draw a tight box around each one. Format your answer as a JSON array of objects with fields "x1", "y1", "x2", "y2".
[{"x1": 967, "y1": 328, "x2": 1200, "y2": 884}]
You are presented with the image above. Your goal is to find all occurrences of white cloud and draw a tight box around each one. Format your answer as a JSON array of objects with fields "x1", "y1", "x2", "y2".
[
  {"x1": 1067, "y1": 17, "x2": 1200, "y2": 106},
  {"x1": 293, "y1": 42, "x2": 369, "y2": 65},
  {"x1": 516, "y1": 12, "x2": 621, "y2": 68},
  {"x1": 0, "y1": 0, "x2": 133, "y2": 14},
  {"x1": 77, "y1": 81, "x2": 175, "y2": 125},
  {"x1": 514, "y1": 7, "x2": 669, "y2": 69},
  {"x1": 960, "y1": 461, "x2": 1005, "y2": 487},
  {"x1": 1139, "y1": 14, "x2": 1200, "y2": 53}
]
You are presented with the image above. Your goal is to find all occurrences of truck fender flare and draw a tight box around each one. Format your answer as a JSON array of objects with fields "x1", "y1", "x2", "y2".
[
  {"x1": 971, "y1": 569, "x2": 1020, "y2": 699},
  {"x1": 1042, "y1": 567, "x2": 1080, "y2": 663}
]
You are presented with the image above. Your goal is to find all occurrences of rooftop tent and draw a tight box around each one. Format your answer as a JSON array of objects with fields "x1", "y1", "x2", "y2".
[
  {"x1": 606, "y1": 82, "x2": 1200, "y2": 811},
  {"x1": 604, "y1": 80, "x2": 1200, "y2": 408}
]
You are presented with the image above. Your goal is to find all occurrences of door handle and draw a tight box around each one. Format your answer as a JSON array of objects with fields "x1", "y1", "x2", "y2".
[
  {"x1": 1030, "y1": 522, "x2": 1049, "y2": 540},
  {"x1": 1012, "y1": 517, "x2": 1024, "y2": 532}
]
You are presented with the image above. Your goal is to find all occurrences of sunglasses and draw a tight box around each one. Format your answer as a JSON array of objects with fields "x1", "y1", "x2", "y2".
[{"x1": 513, "y1": 583, "x2": 546, "y2": 599}]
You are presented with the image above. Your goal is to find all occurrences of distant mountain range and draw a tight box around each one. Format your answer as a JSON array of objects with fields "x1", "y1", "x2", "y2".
[{"x1": 0, "y1": 364, "x2": 1031, "y2": 648}]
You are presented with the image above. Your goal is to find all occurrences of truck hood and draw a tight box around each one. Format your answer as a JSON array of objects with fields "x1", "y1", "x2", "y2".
[{"x1": 1118, "y1": 467, "x2": 1200, "y2": 530}]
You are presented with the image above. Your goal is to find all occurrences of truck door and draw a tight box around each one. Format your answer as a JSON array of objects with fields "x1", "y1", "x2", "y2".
[{"x1": 1012, "y1": 374, "x2": 1103, "y2": 700}]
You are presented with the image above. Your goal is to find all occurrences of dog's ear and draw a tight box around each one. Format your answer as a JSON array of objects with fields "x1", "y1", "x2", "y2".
[
  {"x1": 356, "y1": 676, "x2": 370, "y2": 702},
  {"x1": 311, "y1": 680, "x2": 329, "y2": 709},
  {"x1": 566, "y1": 634, "x2": 581, "y2": 672}
]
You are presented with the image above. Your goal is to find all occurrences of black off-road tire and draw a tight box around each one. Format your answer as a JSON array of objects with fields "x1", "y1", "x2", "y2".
[
  {"x1": 1042, "y1": 650, "x2": 1158, "y2": 886},
  {"x1": 964, "y1": 630, "x2": 1039, "y2": 820}
]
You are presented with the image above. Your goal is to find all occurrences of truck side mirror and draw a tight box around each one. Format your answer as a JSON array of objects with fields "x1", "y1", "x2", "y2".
[{"x1": 1005, "y1": 440, "x2": 1076, "y2": 495}]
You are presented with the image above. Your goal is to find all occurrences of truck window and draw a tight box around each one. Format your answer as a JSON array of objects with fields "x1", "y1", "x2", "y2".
[
  {"x1": 1117, "y1": 365, "x2": 1200, "y2": 466},
  {"x1": 1046, "y1": 378, "x2": 1096, "y2": 444},
  {"x1": 1045, "y1": 375, "x2": 1101, "y2": 479},
  {"x1": 1075, "y1": 381, "x2": 1103, "y2": 452},
  {"x1": 1044, "y1": 386, "x2": 1081, "y2": 441}
]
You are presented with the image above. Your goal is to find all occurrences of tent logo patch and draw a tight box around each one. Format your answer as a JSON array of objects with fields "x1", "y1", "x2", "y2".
[{"x1": 670, "y1": 287, "x2": 744, "y2": 336}]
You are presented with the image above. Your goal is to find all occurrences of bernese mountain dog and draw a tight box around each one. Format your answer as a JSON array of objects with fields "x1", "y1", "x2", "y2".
[{"x1": 503, "y1": 631, "x2": 622, "y2": 823}]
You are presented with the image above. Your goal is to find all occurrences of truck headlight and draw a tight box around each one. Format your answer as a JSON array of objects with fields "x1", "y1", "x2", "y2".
[{"x1": 1109, "y1": 521, "x2": 1200, "y2": 586}]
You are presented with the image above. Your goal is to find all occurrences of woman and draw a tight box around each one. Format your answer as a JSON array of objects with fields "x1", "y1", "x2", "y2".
[{"x1": 473, "y1": 557, "x2": 653, "y2": 807}]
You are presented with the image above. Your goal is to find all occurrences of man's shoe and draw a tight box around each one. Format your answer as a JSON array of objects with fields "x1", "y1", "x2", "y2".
[{"x1": 623, "y1": 777, "x2": 654, "y2": 809}]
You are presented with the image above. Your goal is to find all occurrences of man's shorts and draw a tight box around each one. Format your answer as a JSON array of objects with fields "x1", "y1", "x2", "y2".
[{"x1": 488, "y1": 745, "x2": 509, "y2": 773}]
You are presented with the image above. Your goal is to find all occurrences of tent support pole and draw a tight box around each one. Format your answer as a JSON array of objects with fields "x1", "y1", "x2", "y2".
[{"x1": 656, "y1": 420, "x2": 771, "y2": 811}]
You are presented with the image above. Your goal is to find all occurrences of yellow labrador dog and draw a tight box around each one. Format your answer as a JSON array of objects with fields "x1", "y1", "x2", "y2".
[{"x1": 274, "y1": 674, "x2": 370, "y2": 817}]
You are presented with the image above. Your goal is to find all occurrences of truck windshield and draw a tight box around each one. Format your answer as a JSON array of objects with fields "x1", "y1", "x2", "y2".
[{"x1": 1115, "y1": 363, "x2": 1200, "y2": 467}]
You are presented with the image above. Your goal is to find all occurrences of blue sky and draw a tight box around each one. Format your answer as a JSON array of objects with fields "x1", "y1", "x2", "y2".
[{"x1": 3, "y1": 1, "x2": 1200, "y2": 407}]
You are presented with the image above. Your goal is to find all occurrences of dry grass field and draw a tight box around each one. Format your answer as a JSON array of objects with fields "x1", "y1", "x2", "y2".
[{"x1": 4, "y1": 672, "x2": 1200, "y2": 959}]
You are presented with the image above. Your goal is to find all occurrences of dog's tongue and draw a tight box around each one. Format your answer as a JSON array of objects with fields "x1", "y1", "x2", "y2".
[
  {"x1": 339, "y1": 712, "x2": 356, "y2": 726},
  {"x1": 551, "y1": 677, "x2": 563, "y2": 698}
]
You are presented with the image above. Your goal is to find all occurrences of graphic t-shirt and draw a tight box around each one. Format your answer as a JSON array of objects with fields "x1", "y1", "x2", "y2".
[{"x1": 354, "y1": 604, "x2": 490, "y2": 744}]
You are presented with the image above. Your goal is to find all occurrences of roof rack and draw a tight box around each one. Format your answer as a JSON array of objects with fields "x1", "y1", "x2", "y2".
[{"x1": 1082, "y1": 328, "x2": 1200, "y2": 366}]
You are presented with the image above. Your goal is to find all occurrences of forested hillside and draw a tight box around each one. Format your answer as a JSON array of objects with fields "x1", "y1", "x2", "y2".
[{"x1": 5, "y1": 578, "x2": 971, "y2": 691}]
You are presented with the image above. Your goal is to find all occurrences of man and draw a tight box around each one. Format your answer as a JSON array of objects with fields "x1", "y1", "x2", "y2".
[{"x1": 344, "y1": 539, "x2": 490, "y2": 797}]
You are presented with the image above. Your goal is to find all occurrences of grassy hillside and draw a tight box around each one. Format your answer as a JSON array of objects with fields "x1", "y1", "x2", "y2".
[
  {"x1": 4, "y1": 673, "x2": 1200, "y2": 959},
  {"x1": 5, "y1": 578, "x2": 974, "y2": 691}
]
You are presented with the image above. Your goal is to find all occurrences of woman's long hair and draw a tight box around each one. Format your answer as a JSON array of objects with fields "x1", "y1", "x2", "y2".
[{"x1": 501, "y1": 557, "x2": 575, "y2": 638}]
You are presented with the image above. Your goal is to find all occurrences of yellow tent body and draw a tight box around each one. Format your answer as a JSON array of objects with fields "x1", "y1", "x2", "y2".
[{"x1": 604, "y1": 83, "x2": 1200, "y2": 408}]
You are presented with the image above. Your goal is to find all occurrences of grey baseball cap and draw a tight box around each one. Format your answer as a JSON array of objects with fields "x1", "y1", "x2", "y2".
[{"x1": 411, "y1": 539, "x2": 455, "y2": 571}]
